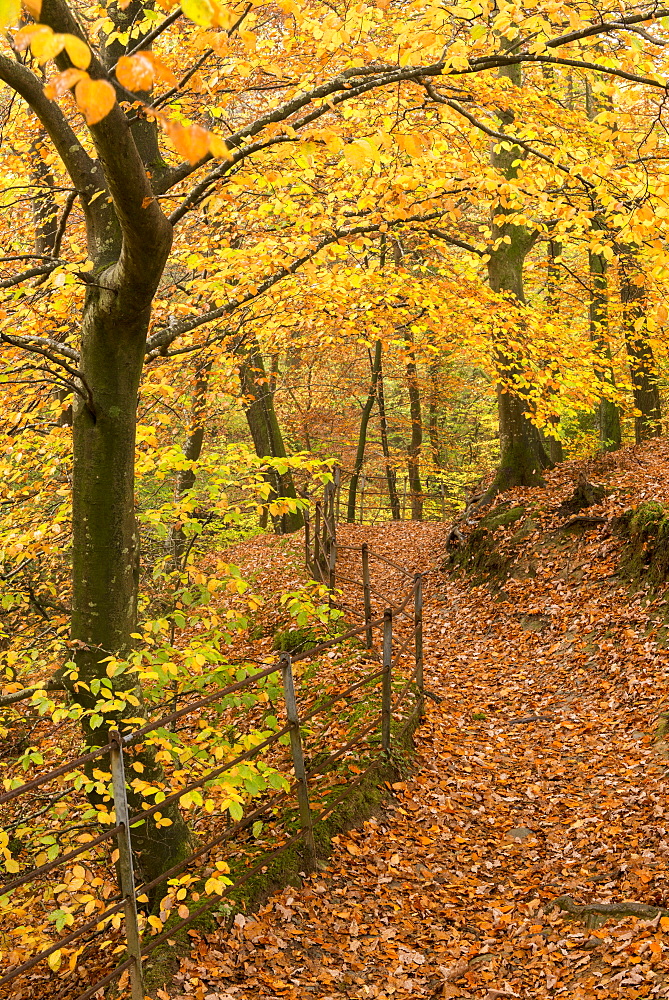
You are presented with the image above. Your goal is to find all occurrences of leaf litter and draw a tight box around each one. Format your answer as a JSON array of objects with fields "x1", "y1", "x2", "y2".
[{"x1": 165, "y1": 440, "x2": 669, "y2": 998}]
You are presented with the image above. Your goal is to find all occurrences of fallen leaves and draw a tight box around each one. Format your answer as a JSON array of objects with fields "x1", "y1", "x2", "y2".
[{"x1": 159, "y1": 443, "x2": 669, "y2": 998}]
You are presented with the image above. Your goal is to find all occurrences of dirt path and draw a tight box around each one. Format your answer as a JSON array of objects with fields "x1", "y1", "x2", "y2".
[{"x1": 173, "y1": 506, "x2": 669, "y2": 1000}]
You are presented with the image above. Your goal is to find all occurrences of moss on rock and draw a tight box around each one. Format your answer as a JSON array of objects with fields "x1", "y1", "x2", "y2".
[{"x1": 617, "y1": 501, "x2": 669, "y2": 588}]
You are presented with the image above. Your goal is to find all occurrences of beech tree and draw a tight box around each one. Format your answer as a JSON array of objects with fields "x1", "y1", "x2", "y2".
[{"x1": 3, "y1": 0, "x2": 669, "y2": 879}]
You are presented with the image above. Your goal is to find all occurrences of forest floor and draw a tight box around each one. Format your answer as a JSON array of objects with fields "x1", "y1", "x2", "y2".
[{"x1": 168, "y1": 439, "x2": 669, "y2": 1000}]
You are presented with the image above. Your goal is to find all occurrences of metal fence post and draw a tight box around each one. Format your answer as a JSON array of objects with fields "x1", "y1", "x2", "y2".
[
  {"x1": 280, "y1": 654, "x2": 316, "y2": 865},
  {"x1": 109, "y1": 730, "x2": 144, "y2": 1000},
  {"x1": 414, "y1": 574, "x2": 424, "y2": 716},
  {"x1": 381, "y1": 609, "x2": 392, "y2": 753},
  {"x1": 361, "y1": 543, "x2": 373, "y2": 649}
]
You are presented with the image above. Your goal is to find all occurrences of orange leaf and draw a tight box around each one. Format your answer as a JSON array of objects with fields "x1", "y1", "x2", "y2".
[
  {"x1": 117, "y1": 52, "x2": 178, "y2": 91},
  {"x1": 23, "y1": 0, "x2": 41, "y2": 14},
  {"x1": 14, "y1": 23, "x2": 52, "y2": 52},
  {"x1": 74, "y1": 77, "x2": 116, "y2": 125},
  {"x1": 165, "y1": 121, "x2": 210, "y2": 164},
  {"x1": 116, "y1": 54, "x2": 154, "y2": 91},
  {"x1": 44, "y1": 68, "x2": 87, "y2": 99}
]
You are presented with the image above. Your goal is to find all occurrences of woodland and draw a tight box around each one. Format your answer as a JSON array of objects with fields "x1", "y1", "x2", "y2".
[{"x1": 4, "y1": 0, "x2": 669, "y2": 997}]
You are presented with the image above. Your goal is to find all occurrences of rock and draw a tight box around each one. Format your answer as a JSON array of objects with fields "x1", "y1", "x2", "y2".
[{"x1": 505, "y1": 827, "x2": 534, "y2": 842}]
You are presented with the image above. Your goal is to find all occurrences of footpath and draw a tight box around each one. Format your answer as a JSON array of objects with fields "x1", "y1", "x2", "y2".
[{"x1": 171, "y1": 444, "x2": 669, "y2": 1000}]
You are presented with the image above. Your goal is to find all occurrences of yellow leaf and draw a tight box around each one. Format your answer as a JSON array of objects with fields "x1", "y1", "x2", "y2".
[
  {"x1": 47, "y1": 950, "x2": 62, "y2": 972},
  {"x1": 64, "y1": 34, "x2": 91, "y2": 69},
  {"x1": 74, "y1": 77, "x2": 116, "y2": 125},
  {"x1": 182, "y1": 0, "x2": 216, "y2": 26},
  {"x1": 5, "y1": 858, "x2": 20, "y2": 873},
  {"x1": 657, "y1": 303, "x2": 668, "y2": 324},
  {"x1": 343, "y1": 138, "x2": 379, "y2": 169},
  {"x1": 209, "y1": 133, "x2": 232, "y2": 160},
  {"x1": 148, "y1": 914, "x2": 163, "y2": 931},
  {"x1": 44, "y1": 68, "x2": 88, "y2": 99},
  {"x1": 0, "y1": 0, "x2": 20, "y2": 30}
]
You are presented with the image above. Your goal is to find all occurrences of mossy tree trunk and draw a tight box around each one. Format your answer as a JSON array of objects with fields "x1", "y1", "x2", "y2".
[
  {"x1": 619, "y1": 248, "x2": 662, "y2": 443},
  {"x1": 428, "y1": 359, "x2": 444, "y2": 469},
  {"x1": 487, "y1": 58, "x2": 550, "y2": 493},
  {"x1": 376, "y1": 346, "x2": 401, "y2": 520},
  {"x1": 347, "y1": 340, "x2": 382, "y2": 522},
  {"x1": 170, "y1": 355, "x2": 212, "y2": 568},
  {"x1": 238, "y1": 338, "x2": 303, "y2": 533},
  {"x1": 588, "y1": 234, "x2": 622, "y2": 451},
  {"x1": 1, "y1": 0, "x2": 193, "y2": 890},
  {"x1": 404, "y1": 329, "x2": 424, "y2": 520},
  {"x1": 542, "y1": 237, "x2": 564, "y2": 464}
]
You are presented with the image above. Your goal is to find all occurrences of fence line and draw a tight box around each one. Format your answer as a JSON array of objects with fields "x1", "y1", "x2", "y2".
[
  {"x1": 332, "y1": 464, "x2": 453, "y2": 524},
  {"x1": 0, "y1": 478, "x2": 426, "y2": 999}
]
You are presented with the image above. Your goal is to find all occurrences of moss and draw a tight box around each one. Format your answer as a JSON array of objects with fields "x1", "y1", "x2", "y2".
[
  {"x1": 272, "y1": 626, "x2": 319, "y2": 653},
  {"x1": 480, "y1": 504, "x2": 526, "y2": 532},
  {"x1": 618, "y1": 501, "x2": 669, "y2": 588}
]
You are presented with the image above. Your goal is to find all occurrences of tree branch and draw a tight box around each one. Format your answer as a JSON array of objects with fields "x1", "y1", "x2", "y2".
[
  {"x1": 0, "y1": 55, "x2": 100, "y2": 202},
  {"x1": 145, "y1": 210, "x2": 447, "y2": 357},
  {"x1": 0, "y1": 677, "x2": 66, "y2": 707}
]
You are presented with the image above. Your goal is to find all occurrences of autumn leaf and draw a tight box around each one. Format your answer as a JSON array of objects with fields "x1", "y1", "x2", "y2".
[
  {"x1": 116, "y1": 52, "x2": 177, "y2": 91},
  {"x1": 0, "y1": 0, "x2": 20, "y2": 30},
  {"x1": 165, "y1": 120, "x2": 210, "y2": 164},
  {"x1": 343, "y1": 139, "x2": 380, "y2": 169},
  {"x1": 44, "y1": 68, "x2": 88, "y2": 99},
  {"x1": 74, "y1": 77, "x2": 116, "y2": 125}
]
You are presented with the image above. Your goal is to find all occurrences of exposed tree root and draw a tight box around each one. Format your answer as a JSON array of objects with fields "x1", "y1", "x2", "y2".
[{"x1": 550, "y1": 894, "x2": 669, "y2": 921}]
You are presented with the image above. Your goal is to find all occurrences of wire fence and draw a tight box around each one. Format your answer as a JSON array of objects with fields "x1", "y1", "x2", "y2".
[
  {"x1": 0, "y1": 489, "x2": 425, "y2": 1000},
  {"x1": 329, "y1": 465, "x2": 455, "y2": 524}
]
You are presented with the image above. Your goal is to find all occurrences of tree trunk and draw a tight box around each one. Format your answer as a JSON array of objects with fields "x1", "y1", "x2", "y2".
[
  {"x1": 238, "y1": 338, "x2": 303, "y2": 533},
  {"x1": 619, "y1": 249, "x2": 662, "y2": 443},
  {"x1": 428, "y1": 360, "x2": 444, "y2": 470},
  {"x1": 404, "y1": 329, "x2": 423, "y2": 520},
  {"x1": 589, "y1": 241, "x2": 622, "y2": 451},
  {"x1": 347, "y1": 341, "x2": 382, "y2": 522},
  {"x1": 70, "y1": 293, "x2": 192, "y2": 892},
  {"x1": 170, "y1": 356, "x2": 211, "y2": 568},
  {"x1": 487, "y1": 57, "x2": 550, "y2": 492},
  {"x1": 542, "y1": 238, "x2": 564, "y2": 464},
  {"x1": 376, "y1": 346, "x2": 401, "y2": 520}
]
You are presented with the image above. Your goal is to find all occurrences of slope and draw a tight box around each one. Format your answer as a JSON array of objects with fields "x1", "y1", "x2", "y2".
[{"x1": 167, "y1": 439, "x2": 669, "y2": 1000}]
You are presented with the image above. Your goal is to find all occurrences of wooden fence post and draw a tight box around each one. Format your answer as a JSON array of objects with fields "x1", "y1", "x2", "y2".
[
  {"x1": 304, "y1": 506, "x2": 311, "y2": 574},
  {"x1": 414, "y1": 574, "x2": 424, "y2": 716},
  {"x1": 381, "y1": 609, "x2": 392, "y2": 753},
  {"x1": 334, "y1": 466, "x2": 341, "y2": 523},
  {"x1": 361, "y1": 543, "x2": 373, "y2": 649},
  {"x1": 359, "y1": 474, "x2": 366, "y2": 524},
  {"x1": 314, "y1": 501, "x2": 322, "y2": 581},
  {"x1": 109, "y1": 731, "x2": 144, "y2": 1000},
  {"x1": 280, "y1": 654, "x2": 316, "y2": 864}
]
